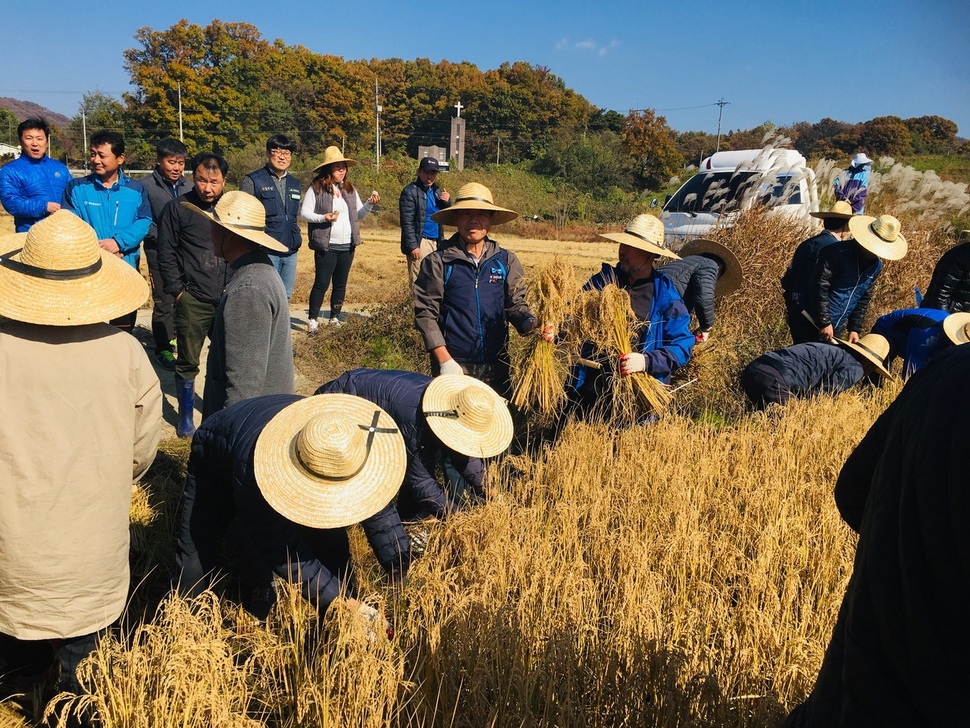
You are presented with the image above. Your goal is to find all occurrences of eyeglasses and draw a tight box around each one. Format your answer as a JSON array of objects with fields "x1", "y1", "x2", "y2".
[{"x1": 269, "y1": 149, "x2": 292, "y2": 158}]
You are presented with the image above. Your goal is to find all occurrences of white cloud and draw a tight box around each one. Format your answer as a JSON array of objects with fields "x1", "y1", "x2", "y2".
[{"x1": 556, "y1": 37, "x2": 620, "y2": 56}]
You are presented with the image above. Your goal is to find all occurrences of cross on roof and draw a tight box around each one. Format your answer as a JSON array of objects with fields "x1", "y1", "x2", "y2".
[{"x1": 454, "y1": 101, "x2": 463, "y2": 118}]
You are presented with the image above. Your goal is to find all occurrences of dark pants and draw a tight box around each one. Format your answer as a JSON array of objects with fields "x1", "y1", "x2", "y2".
[
  {"x1": 308, "y1": 248, "x2": 355, "y2": 320},
  {"x1": 174, "y1": 290, "x2": 217, "y2": 381},
  {"x1": 0, "y1": 629, "x2": 104, "y2": 694},
  {"x1": 145, "y1": 247, "x2": 177, "y2": 354},
  {"x1": 787, "y1": 308, "x2": 821, "y2": 345},
  {"x1": 740, "y1": 360, "x2": 791, "y2": 409}
]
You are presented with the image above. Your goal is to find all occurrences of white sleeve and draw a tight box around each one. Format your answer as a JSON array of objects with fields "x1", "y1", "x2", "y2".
[{"x1": 301, "y1": 187, "x2": 328, "y2": 223}]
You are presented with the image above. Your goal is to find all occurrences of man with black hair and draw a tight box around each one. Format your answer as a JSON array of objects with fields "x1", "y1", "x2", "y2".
[
  {"x1": 143, "y1": 138, "x2": 190, "y2": 369},
  {"x1": 0, "y1": 117, "x2": 72, "y2": 232},
  {"x1": 239, "y1": 135, "x2": 302, "y2": 299},
  {"x1": 62, "y1": 130, "x2": 151, "y2": 332},
  {"x1": 157, "y1": 152, "x2": 230, "y2": 438},
  {"x1": 399, "y1": 156, "x2": 451, "y2": 285}
]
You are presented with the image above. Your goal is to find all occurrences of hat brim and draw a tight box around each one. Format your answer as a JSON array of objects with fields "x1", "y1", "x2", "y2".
[
  {"x1": 677, "y1": 238, "x2": 742, "y2": 297},
  {"x1": 835, "y1": 338, "x2": 892, "y2": 379},
  {"x1": 598, "y1": 231, "x2": 680, "y2": 260},
  {"x1": 181, "y1": 201, "x2": 289, "y2": 254},
  {"x1": 311, "y1": 158, "x2": 358, "y2": 177},
  {"x1": 0, "y1": 232, "x2": 149, "y2": 326},
  {"x1": 422, "y1": 375, "x2": 513, "y2": 458},
  {"x1": 431, "y1": 202, "x2": 518, "y2": 227},
  {"x1": 848, "y1": 215, "x2": 908, "y2": 260},
  {"x1": 253, "y1": 394, "x2": 407, "y2": 529},
  {"x1": 943, "y1": 312, "x2": 970, "y2": 345}
]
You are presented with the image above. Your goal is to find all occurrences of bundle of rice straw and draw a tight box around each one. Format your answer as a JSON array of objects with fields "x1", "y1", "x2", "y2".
[
  {"x1": 510, "y1": 257, "x2": 577, "y2": 422},
  {"x1": 569, "y1": 283, "x2": 672, "y2": 424}
]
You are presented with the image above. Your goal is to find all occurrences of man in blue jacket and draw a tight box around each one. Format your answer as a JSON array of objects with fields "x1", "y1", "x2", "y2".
[
  {"x1": 239, "y1": 135, "x2": 302, "y2": 300},
  {"x1": 399, "y1": 156, "x2": 451, "y2": 285},
  {"x1": 62, "y1": 130, "x2": 151, "y2": 332},
  {"x1": 873, "y1": 308, "x2": 970, "y2": 377},
  {"x1": 175, "y1": 392, "x2": 410, "y2": 622},
  {"x1": 0, "y1": 117, "x2": 72, "y2": 232}
]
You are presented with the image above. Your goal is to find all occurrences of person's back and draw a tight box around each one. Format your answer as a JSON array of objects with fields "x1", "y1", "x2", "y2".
[
  {"x1": 657, "y1": 255, "x2": 719, "y2": 330},
  {"x1": 922, "y1": 242, "x2": 970, "y2": 313},
  {"x1": 872, "y1": 307, "x2": 950, "y2": 376}
]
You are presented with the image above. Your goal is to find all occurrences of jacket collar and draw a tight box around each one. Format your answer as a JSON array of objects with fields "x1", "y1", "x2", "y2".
[{"x1": 438, "y1": 233, "x2": 499, "y2": 264}]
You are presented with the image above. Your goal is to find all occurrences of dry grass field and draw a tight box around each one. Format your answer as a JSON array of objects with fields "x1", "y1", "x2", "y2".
[{"x1": 0, "y1": 159, "x2": 967, "y2": 727}]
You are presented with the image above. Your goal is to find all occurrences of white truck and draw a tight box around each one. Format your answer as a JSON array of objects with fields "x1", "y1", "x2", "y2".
[{"x1": 659, "y1": 148, "x2": 819, "y2": 246}]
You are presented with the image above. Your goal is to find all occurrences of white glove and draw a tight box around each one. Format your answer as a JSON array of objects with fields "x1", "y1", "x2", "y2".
[
  {"x1": 439, "y1": 358, "x2": 464, "y2": 376},
  {"x1": 695, "y1": 328, "x2": 712, "y2": 343},
  {"x1": 618, "y1": 352, "x2": 647, "y2": 376}
]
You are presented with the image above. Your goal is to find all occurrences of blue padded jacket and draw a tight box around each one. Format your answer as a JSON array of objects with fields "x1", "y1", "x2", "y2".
[{"x1": 0, "y1": 155, "x2": 72, "y2": 232}]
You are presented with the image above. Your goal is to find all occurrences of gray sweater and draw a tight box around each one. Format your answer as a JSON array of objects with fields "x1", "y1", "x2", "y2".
[{"x1": 202, "y1": 250, "x2": 294, "y2": 419}]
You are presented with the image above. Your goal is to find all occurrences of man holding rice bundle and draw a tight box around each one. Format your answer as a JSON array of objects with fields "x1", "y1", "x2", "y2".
[{"x1": 570, "y1": 214, "x2": 694, "y2": 409}]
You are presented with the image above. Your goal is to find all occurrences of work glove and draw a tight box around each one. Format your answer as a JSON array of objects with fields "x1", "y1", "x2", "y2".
[
  {"x1": 539, "y1": 323, "x2": 556, "y2": 342},
  {"x1": 618, "y1": 352, "x2": 647, "y2": 376},
  {"x1": 695, "y1": 328, "x2": 712, "y2": 343},
  {"x1": 438, "y1": 358, "x2": 464, "y2": 376}
]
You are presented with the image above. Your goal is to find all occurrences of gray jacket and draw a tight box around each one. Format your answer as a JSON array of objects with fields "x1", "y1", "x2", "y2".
[
  {"x1": 143, "y1": 168, "x2": 190, "y2": 250},
  {"x1": 202, "y1": 251, "x2": 294, "y2": 419},
  {"x1": 658, "y1": 255, "x2": 719, "y2": 330}
]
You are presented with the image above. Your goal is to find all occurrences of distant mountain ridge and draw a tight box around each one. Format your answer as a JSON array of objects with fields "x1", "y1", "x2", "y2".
[{"x1": 0, "y1": 97, "x2": 71, "y2": 128}]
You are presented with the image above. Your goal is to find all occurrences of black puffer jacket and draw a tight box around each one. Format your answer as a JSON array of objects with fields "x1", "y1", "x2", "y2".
[
  {"x1": 785, "y1": 345, "x2": 970, "y2": 727},
  {"x1": 658, "y1": 255, "x2": 719, "y2": 330},
  {"x1": 922, "y1": 242, "x2": 970, "y2": 313},
  {"x1": 316, "y1": 368, "x2": 484, "y2": 519},
  {"x1": 398, "y1": 179, "x2": 450, "y2": 255}
]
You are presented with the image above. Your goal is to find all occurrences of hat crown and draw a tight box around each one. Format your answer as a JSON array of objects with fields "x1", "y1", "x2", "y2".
[
  {"x1": 858, "y1": 333, "x2": 890, "y2": 360},
  {"x1": 830, "y1": 201, "x2": 853, "y2": 216},
  {"x1": 624, "y1": 214, "x2": 665, "y2": 247},
  {"x1": 214, "y1": 191, "x2": 267, "y2": 231},
  {"x1": 869, "y1": 215, "x2": 901, "y2": 243},
  {"x1": 19, "y1": 211, "x2": 100, "y2": 271},
  {"x1": 454, "y1": 386, "x2": 495, "y2": 432},
  {"x1": 296, "y1": 412, "x2": 366, "y2": 480},
  {"x1": 454, "y1": 182, "x2": 495, "y2": 206},
  {"x1": 320, "y1": 146, "x2": 350, "y2": 168}
]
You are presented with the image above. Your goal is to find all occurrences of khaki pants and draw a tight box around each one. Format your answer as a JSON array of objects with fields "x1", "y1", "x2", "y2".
[{"x1": 407, "y1": 238, "x2": 438, "y2": 286}]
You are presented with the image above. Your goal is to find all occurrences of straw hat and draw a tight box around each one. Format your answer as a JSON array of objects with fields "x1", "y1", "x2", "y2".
[
  {"x1": 598, "y1": 214, "x2": 680, "y2": 260},
  {"x1": 943, "y1": 312, "x2": 970, "y2": 345},
  {"x1": 810, "y1": 200, "x2": 855, "y2": 220},
  {"x1": 677, "y1": 238, "x2": 742, "y2": 298},
  {"x1": 836, "y1": 333, "x2": 892, "y2": 378},
  {"x1": 848, "y1": 214, "x2": 908, "y2": 261},
  {"x1": 311, "y1": 146, "x2": 358, "y2": 176},
  {"x1": 0, "y1": 210, "x2": 149, "y2": 326},
  {"x1": 182, "y1": 191, "x2": 288, "y2": 253},
  {"x1": 430, "y1": 183, "x2": 518, "y2": 227},
  {"x1": 422, "y1": 375, "x2": 513, "y2": 458},
  {"x1": 253, "y1": 394, "x2": 406, "y2": 529}
]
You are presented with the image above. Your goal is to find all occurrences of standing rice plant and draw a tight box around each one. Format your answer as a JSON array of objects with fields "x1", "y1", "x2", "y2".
[{"x1": 511, "y1": 257, "x2": 577, "y2": 422}]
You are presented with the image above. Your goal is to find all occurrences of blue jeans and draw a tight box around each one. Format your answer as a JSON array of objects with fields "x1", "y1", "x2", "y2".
[{"x1": 268, "y1": 251, "x2": 298, "y2": 300}]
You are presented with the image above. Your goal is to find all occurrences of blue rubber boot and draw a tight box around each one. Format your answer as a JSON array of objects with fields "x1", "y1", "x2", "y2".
[{"x1": 176, "y1": 378, "x2": 196, "y2": 439}]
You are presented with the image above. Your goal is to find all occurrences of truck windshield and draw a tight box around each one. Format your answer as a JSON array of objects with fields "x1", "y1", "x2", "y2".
[{"x1": 664, "y1": 171, "x2": 758, "y2": 214}]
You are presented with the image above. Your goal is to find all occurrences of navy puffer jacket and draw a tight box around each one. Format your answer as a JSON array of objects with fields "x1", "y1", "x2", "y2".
[
  {"x1": 658, "y1": 255, "x2": 719, "y2": 330},
  {"x1": 922, "y1": 242, "x2": 970, "y2": 313}
]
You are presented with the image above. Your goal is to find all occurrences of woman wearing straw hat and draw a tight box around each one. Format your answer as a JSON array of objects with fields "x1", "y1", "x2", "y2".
[
  {"x1": 782, "y1": 200, "x2": 855, "y2": 344},
  {"x1": 413, "y1": 182, "x2": 544, "y2": 398},
  {"x1": 872, "y1": 308, "x2": 970, "y2": 377},
  {"x1": 301, "y1": 146, "x2": 380, "y2": 332},
  {"x1": 316, "y1": 368, "x2": 514, "y2": 521},
  {"x1": 740, "y1": 333, "x2": 892, "y2": 410},
  {"x1": 0, "y1": 211, "x2": 162, "y2": 695},
  {"x1": 809, "y1": 214, "x2": 908, "y2": 344},
  {"x1": 658, "y1": 237, "x2": 742, "y2": 342},
  {"x1": 175, "y1": 392, "x2": 410, "y2": 621}
]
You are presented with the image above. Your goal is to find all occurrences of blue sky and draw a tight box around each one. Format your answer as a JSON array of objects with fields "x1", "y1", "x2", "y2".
[{"x1": 2, "y1": 0, "x2": 967, "y2": 136}]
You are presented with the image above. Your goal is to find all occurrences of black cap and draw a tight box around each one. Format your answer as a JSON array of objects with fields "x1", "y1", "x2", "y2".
[{"x1": 418, "y1": 157, "x2": 440, "y2": 172}]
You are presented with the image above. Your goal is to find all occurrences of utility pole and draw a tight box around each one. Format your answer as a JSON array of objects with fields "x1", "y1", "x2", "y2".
[
  {"x1": 177, "y1": 82, "x2": 184, "y2": 142},
  {"x1": 81, "y1": 108, "x2": 87, "y2": 159},
  {"x1": 715, "y1": 98, "x2": 729, "y2": 153},
  {"x1": 375, "y1": 80, "x2": 382, "y2": 173}
]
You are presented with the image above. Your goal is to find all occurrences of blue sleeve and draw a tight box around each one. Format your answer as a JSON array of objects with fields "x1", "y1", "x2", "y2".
[
  {"x1": 113, "y1": 185, "x2": 152, "y2": 253},
  {"x1": 61, "y1": 178, "x2": 80, "y2": 213},
  {"x1": 643, "y1": 298, "x2": 695, "y2": 379},
  {"x1": 0, "y1": 164, "x2": 47, "y2": 220}
]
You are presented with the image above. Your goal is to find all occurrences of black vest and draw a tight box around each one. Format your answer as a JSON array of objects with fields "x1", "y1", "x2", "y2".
[{"x1": 246, "y1": 166, "x2": 302, "y2": 254}]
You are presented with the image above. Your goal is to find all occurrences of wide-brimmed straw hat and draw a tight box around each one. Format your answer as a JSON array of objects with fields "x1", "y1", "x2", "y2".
[
  {"x1": 422, "y1": 375, "x2": 513, "y2": 458},
  {"x1": 851, "y1": 153, "x2": 873, "y2": 167},
  {"x1": 677, "y1": 238, "x2": 742, "y2": 298},
  {"x1": 182, "y1": 191, "x2": 288, "y2": 253},
  {"x1": 0, "y1": 210, "x2": 149, "y2": 326},
  {"x1": 253, "y1": 394, "x2": 406, "y2": 529},
  {"x1": 598, "y1": 214, "x2": 680, "y2": 260},
  {"x1": 836, "y1": 333, "x2": 892, "y2": 378},
  {"x1": 810, "y1": 200, "x2": 855, "y2": 220},
  {"x1": 430, "y1": 183, "x2": 518, "y2": 227},
  {"x1": 311, "y1": 146, "x2": 358, "y2": 177},
  {"x1": 943, "y1": 312, "x2": 970, "y2": 345},
  {"x1": 848, "y1": 214, "x2": 908, "y2": 261}
]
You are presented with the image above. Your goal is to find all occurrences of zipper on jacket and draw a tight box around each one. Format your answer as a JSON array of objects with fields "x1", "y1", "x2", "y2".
[
  {"x1": 475, "y1": 263, "x2": 485, "y2": 363},
  {"x1": 114, "y1": 200, "x2": 119, "y2": 227}
]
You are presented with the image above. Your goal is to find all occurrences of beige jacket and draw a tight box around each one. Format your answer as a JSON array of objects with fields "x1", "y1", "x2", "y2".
[{"x1": 0, "y1": 322, "x2": 162, "y2": 640}]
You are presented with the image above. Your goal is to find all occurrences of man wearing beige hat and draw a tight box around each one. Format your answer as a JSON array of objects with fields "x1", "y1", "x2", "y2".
[
  {"x1": 809, "y1": 214, "x2": 908, "y2": 344},
  {"x1": 181, "y1": 190, "x2": 295, "y2": 420},
  {"x1": 413, "y1": 182, "x2": 544, "y2": 397},
  {"x1": 175, "y1": 392, "x2": 410, "y2": 620},
  {"x1": 0, "y1": 211, "x2": 162, "y2": 695}
]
